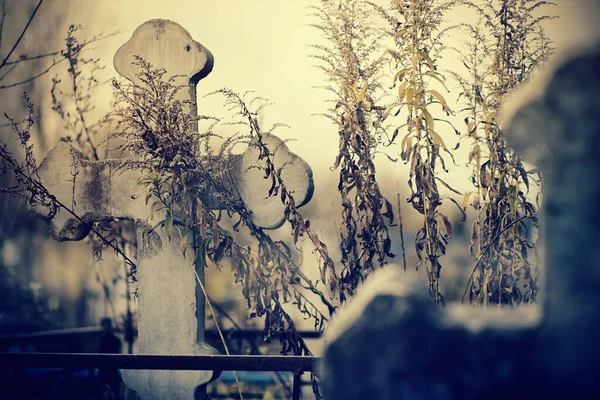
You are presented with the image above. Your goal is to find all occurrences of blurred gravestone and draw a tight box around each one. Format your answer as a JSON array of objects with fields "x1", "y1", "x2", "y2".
[
  {"x1": 33, "y1": 19, "x2": 314, "y2": 400},
  {"x1": 502, "y1": 40, "x2": 600, "y2": 393},
  {"x1": 322, "y1": 41, "x2": 600, "y2": 399},
  {"x1": 321, "y1": 269, "x2": 540, "y2": 399}
]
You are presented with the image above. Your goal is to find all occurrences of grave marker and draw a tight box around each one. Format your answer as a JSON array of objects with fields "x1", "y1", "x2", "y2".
[{"x1": 33, "y1": 19, "x2": 314, "y2": 400}]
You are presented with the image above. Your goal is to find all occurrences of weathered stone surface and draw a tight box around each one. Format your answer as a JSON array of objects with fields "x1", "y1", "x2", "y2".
[
  {"x1": 35, "y1": 143, "x2": 218, "y2": 399},
  {"x1": 34, "y1": 137, "x2": 314, "y2": 239},
  {"x1": 123, "y1": 224, "x2": 219, "y2": 400},
  {"x1": 323, "y1": 41, "x2": 600, "y2": 400},
  {"x1": 114, "y1": 19, "x2": 214, "y2": 102},
  {"x1": 233, "y1": 133, "x2": 314, "y2": 229},
  {"x1": 32, "y1": 18, "x2": 315, "y2": 400},
  {"x1": 34, "y1": 143, "x2": 148, "y2": 240}
]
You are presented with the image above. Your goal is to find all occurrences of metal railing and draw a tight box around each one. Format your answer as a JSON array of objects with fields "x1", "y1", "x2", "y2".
[
  {"x1": 0, "y1": 327, "x2": 322, "y2": 347},
  {"x1": 0, "y1": 326, "x2": 323, "y2": 399},
  {"x1": 0, "y1": 352, "x2": 321, "y2": 400},
  {"x1": 0, "y1": 352, "x2": 319, "y2": 371}
]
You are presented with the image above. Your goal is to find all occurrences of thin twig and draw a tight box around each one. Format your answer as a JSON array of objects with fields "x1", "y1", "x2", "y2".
[
  {"x1": 396, "y1": 188, "x2": 407, "y2": 272},
  {"x1": 193, "y1": 267, "x2": 244, "y2": 400},
  {"x1": 0, "y1": 0, "x2": 44, "y2": 70},
  {"x1": 0, "y1": 143, "x2": 138, "y2": 271},
  {"x1": 3, "y1": 29, "x2": 122, "y2": 68},
  {"x1": 0, "y1": 58, "x2": 64, "y2": 90},
  {"x1": 0, "y1": 0, "x2": 6, "y2": 51},
  {"x1": 3, "y1": 49, "x2": 62, "y2": 65},
  {"x1": 0, "y1": 58, "x2": 15, "y2": 81}
]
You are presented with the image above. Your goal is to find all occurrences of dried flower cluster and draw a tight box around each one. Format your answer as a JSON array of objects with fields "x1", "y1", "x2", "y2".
[
  {"x1": 110, "y1": 60, "x2": 337, "y2": 364},
  {"x1": 456, "y1": 0, "x2": 554, "y2": 306},
  {"x1": 374, "y1": 0, "x2": 465, "y2": 305},
  {"x1": 310, "y1": 0, "x2": 397, "y2": 303}
]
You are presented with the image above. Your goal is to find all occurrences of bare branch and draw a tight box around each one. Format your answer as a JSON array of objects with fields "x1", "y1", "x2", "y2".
[
  {"x1": 0, "y1": 0, "x2": 45, "y2": 71},
  {"x1": 0, "y1": 57, "x2": 63, "y2": 89}
]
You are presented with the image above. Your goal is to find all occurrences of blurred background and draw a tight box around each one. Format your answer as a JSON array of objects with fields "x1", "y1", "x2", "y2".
[{"x1": 0, "y1": 0, "x2": 598, "y2": 398}]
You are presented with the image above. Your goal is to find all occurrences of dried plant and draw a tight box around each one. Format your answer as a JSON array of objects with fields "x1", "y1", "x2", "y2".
[
  {"x1": 1, "y1": 94, "x2": 58, "y2": 217},
  {"x1": 457, "y1": 0, "x2": 555, "y2": 306},
  {"x1": 0, "y1": 3, "x2": 131, "y2": 328},
  {"x1": 374, "y1": 0, "x2": 465, "y2": 305},
  {"x1": 448, "y1": 22, "x2": 492, "y2": 299},
  {"x1": 51, "y1": 24, "x2": 106, "y2": 161},
  {"x1": 110, "y1": 58, "x2": 338, "y2": 357},
  {"x1": 0, "y1": 0, "x2": 118, "y2": 93},
  {"x1": 0, "y1": 94, "x2": 137, "y2": 274},
  {"x1": 110, "y1": 60, "x2": 338, "y2": 395},
  {"x1": 48, "y1": 25, "x2": 137, "y2": 349},
  {"x1": 309, "y1": 0, "x2": 398, "y2": 302}
]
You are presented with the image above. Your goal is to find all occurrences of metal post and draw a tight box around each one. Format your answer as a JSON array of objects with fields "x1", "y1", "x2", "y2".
[{"x1": 292, "y1": 370, "x2": 303, "y2": 400}]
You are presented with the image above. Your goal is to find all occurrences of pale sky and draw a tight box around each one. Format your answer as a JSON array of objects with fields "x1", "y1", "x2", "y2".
[
  {"x1": 3, "y1": 0, "x2": 598, "y2": 184},
  {"x1": 55, "y1": 0, "x2": 600, "y2": 195}
]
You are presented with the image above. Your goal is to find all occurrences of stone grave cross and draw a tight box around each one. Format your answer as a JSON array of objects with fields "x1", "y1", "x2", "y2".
[{"x1": 33, "y1": 19, "x2": 314, "y2": 400}]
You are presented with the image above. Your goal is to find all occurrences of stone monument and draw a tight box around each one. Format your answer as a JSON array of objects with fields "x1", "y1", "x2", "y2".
[{"x1": 33, "y1": 19, "x2": 314, "y2": 400}]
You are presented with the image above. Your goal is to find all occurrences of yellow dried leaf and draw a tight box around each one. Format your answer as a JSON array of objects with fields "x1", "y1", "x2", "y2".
[
  {"x1": 382, "y1": 105, "x2": 395, "y2": 120},
  {"x1": 393, "y1": 68, "x2": 409, "y2": 84},
  {"x1": 397, "y1": 81, "x2": 409, "y2": 102},
  {"x1": 431, "y1": 131, "x2": 449, "y2": 152},
  {"x1": 179, "y1": 234, "x2": 188, "y2": 256},
  {"x1": 421, "y1": 109, "x2": 435, "y2": 132},
  {"x1": 467, "y1": 121, "x2": 475, "y2": 135},
  {"x1": 418, "y1": 51, "x2": 436, "y2": 72},
  {"x1": 424, "y1": 71, "x2": 449, "y2": 91},
  {"x1": 401, "y1": 133, "x2": 412, "y2": 153},
  {"x1": 463, "y1": 192, "x2": 473, "y2": 209},
  {"x1": 395, "y1": 28, "x2": 408, "y2": 40},
  {"x1": 360, "y1": 81, "x2": 368, "y2": 97},
  {"x1": 427, "y1": 89, "x2": 452, "y2": 114},
  {"x1": 406, "y1": 86, "x2": 414, "y2": 107}
]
